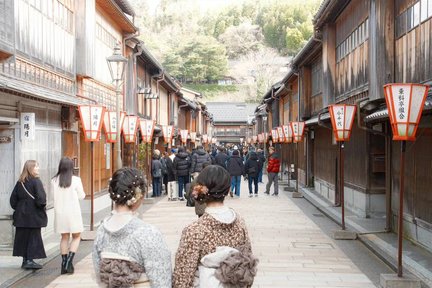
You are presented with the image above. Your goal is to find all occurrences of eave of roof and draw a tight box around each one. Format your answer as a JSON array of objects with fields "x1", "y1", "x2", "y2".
[
  {"x1": 364, "y1": 95, "x2": 432, "y2": 123},
  {"x1": 113, "y1": 0, "x2": 135, "y2": 16},
  {"x1": 96, "y1": 0, "x2": 137, "y2": 33},
  {"x1": 313, "y1": 0, "x2": 351, "y2": 29}
]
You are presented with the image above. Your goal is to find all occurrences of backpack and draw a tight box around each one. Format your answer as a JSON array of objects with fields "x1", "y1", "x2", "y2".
[
  {"x1": 152, "y1": 168, "x2": 162, "y2": 178},
  {"x1": 160, "y1": 158, "x2": 168, "y2": 175}
]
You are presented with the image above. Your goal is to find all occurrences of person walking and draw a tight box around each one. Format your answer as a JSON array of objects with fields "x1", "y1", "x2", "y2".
[
  {"x1": 160, "y1": 152, "x2": 169, "y2": 195},
  {"x1": 257, "y1": 149, "x2": 266, "y2": 183},
  {"x1": 265, "y1": 147, "x2": 281, "y2": 196},
  {"x1": 226, "y1": 150, "x2": 244, "y2": 197},
  {"x1": 51, "y1": 157, "x2": 86, "y2": 274},
  {"x1": 166, "y1": 149, "x2": 178, "y2": 200},
  {"x1": 244, "y1": 151, "x2": 262, "y2": 197},
  {"x1": 173, "y1": 165, "x2": 258, "y2": 287},
  {"x1": 151, "y1": 151, "x2": 163, "y2": 197},
  {"x1": 190, "y1": 145, "x2": 212, "y2": 179},
  {"x1": 173, "y1": 146, "x2": 191, "y2": 201},
  {"x1": 93, "y1": 167, "x2": 172, "y2": 287},
  {"x1": 214, "y1": 146, "x2": 229, "y2": 170},
  {"x1": 10, "y1": 160, "x2": 47, "y2": 270}
]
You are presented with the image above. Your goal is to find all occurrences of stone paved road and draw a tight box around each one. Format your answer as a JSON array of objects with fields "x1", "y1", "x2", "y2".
[{"x1": 40, "y1": 181, "x2": 384, "y2": 287}]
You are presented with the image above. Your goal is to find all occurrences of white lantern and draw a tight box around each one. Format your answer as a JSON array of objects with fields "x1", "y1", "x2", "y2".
[
  {"x1": 328, "y1": 104, "x2": 357, "y2": 142},
  {"x1": 122, "y1": 115, "x2": 138, "y2": 143},
  {"x1": 78, "y1": 105, "x2": 105, "y2": 142},
  {"x1": 383, "y1": 83, "x2": 430, "y2": 141},
  {"x1": 103, "y1": 110, "x2": 125, "y2": 143}
]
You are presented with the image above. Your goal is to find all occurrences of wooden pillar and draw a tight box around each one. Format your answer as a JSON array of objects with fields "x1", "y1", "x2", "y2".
[
  {"x1": 322, "y1": 23, "x2": 336, "y2": 107},
  {"x1": 369, "y1": 0, "x2": 395, "y2": 100}
]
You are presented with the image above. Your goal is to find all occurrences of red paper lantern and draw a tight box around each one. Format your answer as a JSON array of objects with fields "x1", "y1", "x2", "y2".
[
  {"x1": 78, "y1": 105, "x2": 105, "y2": 142},
  {"x1": 282, "y1": 125, "x2": 293, "y2": 143},
  {"x1": 383, "y1": 83, "x2": 430, "y2": 141},
  {"x1": 122, "y1": 115, "x2": 138, "y2": 143},
  {"x1": 328, "y1": 104, "x2": 357, "y2": 142},
  {"x1": 180, "y1": 129, "x2": 189, "y2": 144},
  {"x1": 103, "y1": 110, "x2": 125, "y2": 143},
  {"x1": 190, "y1": 132, "x2": 197, "y2": 143},
  {"x1": 139, "y1": 118, "x2": 155, "y2": 143},
  {"x1": 290, "y1": 122, "x2": 305, "y2": 143}
]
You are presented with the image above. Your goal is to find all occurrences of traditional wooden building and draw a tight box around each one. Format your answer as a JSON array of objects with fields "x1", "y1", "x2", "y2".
[
  {"x1": 258, "y1": 0, "x2": 432, "y2": 261},
  {"x1": 207, "y1": 102, "x2": 256, "y2": 146},
  {"x1": 0, "y1": 0, "x2": 82, "y2": 246}
]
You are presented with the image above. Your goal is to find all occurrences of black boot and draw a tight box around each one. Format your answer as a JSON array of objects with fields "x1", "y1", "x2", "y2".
[
  {"x1": 22, "y1": 259, "x2": 43, "y2": 270},
  {"x1": 61, "y1": 254, "x2": 67, "y2": 274},
  {"x1": 65, "y1": 252, "x2": 75, "y2": 274}
]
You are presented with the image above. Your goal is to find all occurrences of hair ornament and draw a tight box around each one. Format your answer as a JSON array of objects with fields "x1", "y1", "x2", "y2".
[{"x1": 192, "y1": 184, "x2": 209, "y2": 201}]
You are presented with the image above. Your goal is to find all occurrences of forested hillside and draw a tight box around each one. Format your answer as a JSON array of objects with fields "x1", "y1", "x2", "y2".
[{"x1": 130, "y1": 0, "x2": 320, "y2": 102}]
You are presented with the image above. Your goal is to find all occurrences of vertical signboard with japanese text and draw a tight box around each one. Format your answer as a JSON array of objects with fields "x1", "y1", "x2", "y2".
[{"x1": 21, "y1": 113, "x2": 35, "y2": 141}]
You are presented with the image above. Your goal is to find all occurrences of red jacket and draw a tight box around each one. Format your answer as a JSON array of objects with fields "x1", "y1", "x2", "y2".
[{"x1": 267, "y1": 155, "x2": 280, "y2": 173}]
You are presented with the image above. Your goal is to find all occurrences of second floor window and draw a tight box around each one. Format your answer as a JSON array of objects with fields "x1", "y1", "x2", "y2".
[
  {"x1": 396, "y1": 0, "x2": 432, "y2": 39},
  {"x1": 311, "y1": 60, "x2": 323, "y2": 96}
]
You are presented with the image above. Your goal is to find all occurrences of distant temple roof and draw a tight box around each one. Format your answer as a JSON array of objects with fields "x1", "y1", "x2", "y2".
[{"x1": 206, "y1": 102, "x2": 257, "y2": 124}]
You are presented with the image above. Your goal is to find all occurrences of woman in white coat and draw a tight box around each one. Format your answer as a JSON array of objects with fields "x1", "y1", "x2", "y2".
[{"x1": 51, "y1": 157, "x2": 85, "y2": 275}]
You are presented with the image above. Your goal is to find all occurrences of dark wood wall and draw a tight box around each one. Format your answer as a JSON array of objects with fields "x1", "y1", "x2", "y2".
[
  {"x1": 313, "y1": 127, "x2": 337, "y2": 184},
  {"x1": 395, "y1": 18, "x2": 432, "y2": 83},
  {"x1": 344, "y1": 125, "x2": 368, "y2": 188},
  {"x1": 335, "y1": 0, "x2": 370, "y2": 99},
  {"x1": 391, "y1": 126, "x2": 432, "y2": 225}
]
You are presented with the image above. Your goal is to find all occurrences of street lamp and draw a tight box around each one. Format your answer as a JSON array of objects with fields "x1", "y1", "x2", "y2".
[
  {"x1": 107, "y1": 43, "x2": 128, "y2": 170},
  {"x1": 290, "y1": 121, "x2": 305, "y2": 198},
  {"x1": 383, "y1": 83, "x2": 429, "y2": 279},
  {"x1": 78, "y1": 105, "x2": 105, "y2": 231},
  {"x1": 328, "y1": 104, "x2": 357, "y2": 240}
]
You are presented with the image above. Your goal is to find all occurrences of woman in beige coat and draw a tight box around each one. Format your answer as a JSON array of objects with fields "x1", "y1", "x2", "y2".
[{"x1": 51, "y1": 157, "x2": 85, "y2": 275}]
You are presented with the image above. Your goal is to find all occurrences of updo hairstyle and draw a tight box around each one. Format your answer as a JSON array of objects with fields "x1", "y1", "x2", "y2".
[
  {"x1": 192, "y1": 165, "x2": 231, "y2": 202},
  {"x1": 109, "y1": 168, "x2": 147, "y2": 206}
]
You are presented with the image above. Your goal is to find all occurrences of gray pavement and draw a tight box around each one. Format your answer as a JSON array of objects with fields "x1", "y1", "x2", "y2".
[{"x1": 6, "y1": 176, "x2": 398, "y2": 288}]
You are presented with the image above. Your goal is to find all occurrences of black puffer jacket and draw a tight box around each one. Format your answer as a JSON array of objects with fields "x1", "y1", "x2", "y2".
[
  {"x1": 227, "y1": 155, "x2": 244, "y2": 176},
  {"x1": 214, "y1": 152, "x2": 229, "y2": 170},
  {"x1": 173, "y1": 152, "x2": 191, "y2": 177},
  {"x1": 10, "y1": 177, "x2": 48, "y2": 228},
  {"x1": 190, "y1": 149, "x2": 212, "y2": 173},
  {"x1": 244, "y1": 152, "x2": 262, "y2": 177}
]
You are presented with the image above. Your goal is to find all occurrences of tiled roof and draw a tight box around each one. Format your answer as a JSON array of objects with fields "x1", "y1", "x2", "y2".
[
  {"x1": 206, "y1": 102, "x2": 257, "y2": 123},
  {"x1": 364, "y1": 95, "x2": 432, "y2": 122}
]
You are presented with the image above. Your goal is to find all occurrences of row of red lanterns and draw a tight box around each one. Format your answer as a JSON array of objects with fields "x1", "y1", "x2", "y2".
[
  {"x1": 77, "y1": 105, "x2": 215, "y2": 145},
  {"x1": 77, "y1": 105, "x2": 156, "y2": 144}
]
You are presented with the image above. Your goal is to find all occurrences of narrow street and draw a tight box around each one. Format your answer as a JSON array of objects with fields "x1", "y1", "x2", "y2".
[{"x1": 12, "y1": 179, "x2": 392, "y2": 288}]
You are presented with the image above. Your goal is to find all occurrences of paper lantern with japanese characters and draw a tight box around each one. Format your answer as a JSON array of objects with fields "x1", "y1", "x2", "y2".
[
  {"x1": 252, "y1": 135, "x2": 257, "y2": 143},
  {"x1": 180, "y1": 129, "x2": 188, "y2": 144},
  {"x1": 190, "y1": 132, "x2": 197, "y2": 143},
  {"x1": 78, "y1": 105, "x2": 105, "y2": 142},
  {"x1": 162, "y1": 125, "x2": 174, "y2": 143},
  {"x1": 139, "y1": 119, "x2": 155, "y2": 143},
  {"x1": 290, "y1": 122, "x2": 305, "y2": 143},
  {"x1": 328, "y1": 104, "x2": 357, "y2": 142},
  {"x1": 282, "y1": 125, "x2": 293, "y2": 143},
  {"x1": 103, "y1": 110, "x2": 125, "y2": 143},
  {"x1": 277, "y1": 127, "x2": 284, "y2": 143},
  {"x1": 202, "y1": 134, "x2": 208, "y2": 144},
  {"x1": 122, "y1": 115, "x2": 138, "y2": 143},
  {"x1": 271, "y1": 129, "x2": 278, "y2": 143},
  {"x1": 383, "y1": 83, "x2": 430, "y2": 141}
]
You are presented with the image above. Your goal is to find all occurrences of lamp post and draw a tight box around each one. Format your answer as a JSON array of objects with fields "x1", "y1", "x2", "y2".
[
  {"x1": 78, "y1": 105, "x2": 105, "y2": 231},
  {"x1": 328, "y1": 104, "x2": 357, "y2": 240},
  {"x1": 107, "y1": 43, "x2": 128, "y2": 170},
  {"x1": 290, "y1": 121, "x2": 305, "y2": 198},
  {"x1": 262, "y1": 115, "x2": 267, "y2": 158},
  {"x1": 383, "y1": 83, "x2": 429, "y2": 280}
]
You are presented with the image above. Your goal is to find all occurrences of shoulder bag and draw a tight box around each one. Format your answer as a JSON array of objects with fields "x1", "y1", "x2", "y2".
[{"x1": 21, "y1": 182, "x2": 35, "y2": 200}]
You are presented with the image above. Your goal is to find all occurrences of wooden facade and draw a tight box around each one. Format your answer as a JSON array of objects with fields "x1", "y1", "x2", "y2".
[{"x1": 257, "y1": 0, "x2": 432, "y2": 253}]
